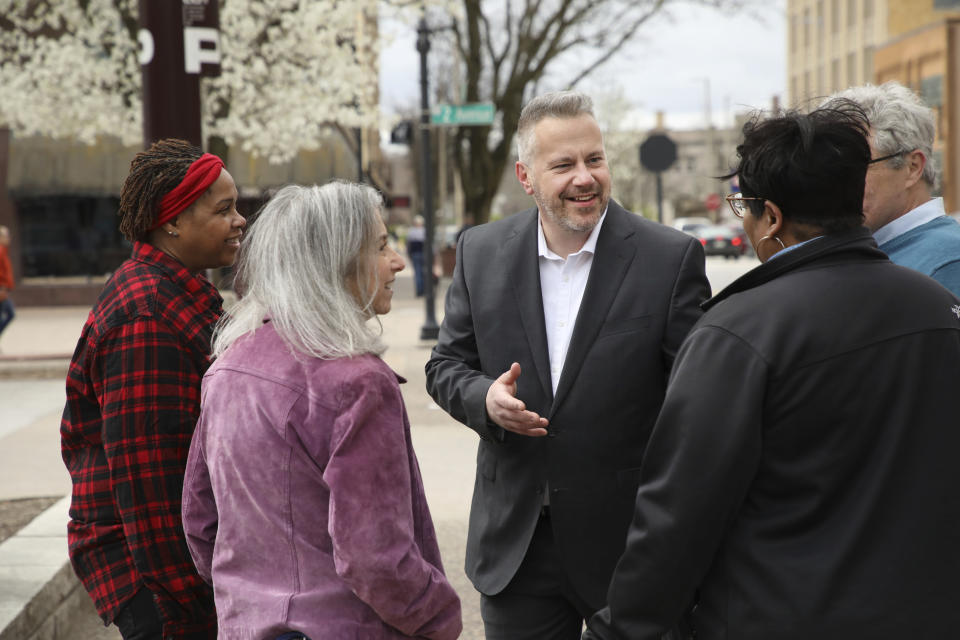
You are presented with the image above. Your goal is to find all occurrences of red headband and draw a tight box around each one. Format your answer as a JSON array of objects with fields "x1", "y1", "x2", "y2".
[{"x1": 150, "y1": 153, "x2": 225, "y2": 230}]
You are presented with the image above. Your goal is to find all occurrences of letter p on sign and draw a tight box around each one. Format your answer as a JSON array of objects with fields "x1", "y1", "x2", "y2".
[{"x1": 184, "y1": 27, "x2": 220, "y2": 74}]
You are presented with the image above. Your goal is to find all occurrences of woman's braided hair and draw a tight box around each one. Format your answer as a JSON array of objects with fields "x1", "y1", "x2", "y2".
[{"x1": 118, "y1": 138, "x2": 203, "y2": 242}]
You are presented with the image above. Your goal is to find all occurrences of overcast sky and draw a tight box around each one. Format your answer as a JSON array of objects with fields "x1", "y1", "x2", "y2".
[{"x1": 379, "y1": 1, "x2": 786, "y2": 131}]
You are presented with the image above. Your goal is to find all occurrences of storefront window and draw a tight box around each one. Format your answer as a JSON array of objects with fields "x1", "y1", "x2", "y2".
[{"x1": 16, "y1": 196, "x2": 128, "y2": 277}]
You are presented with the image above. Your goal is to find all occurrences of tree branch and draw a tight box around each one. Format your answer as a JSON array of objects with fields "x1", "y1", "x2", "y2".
[{"x1": 565, "y1": 1, "x2": 666, "y2": 87}]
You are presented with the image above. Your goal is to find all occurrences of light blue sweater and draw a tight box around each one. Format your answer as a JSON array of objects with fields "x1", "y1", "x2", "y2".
[{"x1": 879, "y1": 216, "x2": 960, "y2": 297}]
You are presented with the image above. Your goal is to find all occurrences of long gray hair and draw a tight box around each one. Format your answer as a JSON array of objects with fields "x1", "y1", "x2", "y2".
[{"x1": 212, "y1": 181, "x2": 385, "y2": 359}]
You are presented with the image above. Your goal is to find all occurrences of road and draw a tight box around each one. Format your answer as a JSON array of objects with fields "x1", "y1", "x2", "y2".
[{"x1": 4, "y1": 254, "x2": 756, "y2": 639}]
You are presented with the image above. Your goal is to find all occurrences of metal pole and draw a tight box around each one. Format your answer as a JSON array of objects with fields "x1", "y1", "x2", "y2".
[
  {"x1": 355, "y1": 127, "x2": 364, "y2": 183},
  {"x1": 417, "y1": 17, "x2": 439, "y2": 340},
  {"x1": 655, "y1": 172, "x2": 664, "y2": 224}
]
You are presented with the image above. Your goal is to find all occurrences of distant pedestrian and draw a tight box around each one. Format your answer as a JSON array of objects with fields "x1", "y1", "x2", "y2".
[
  {"x1": 60, "y1": 139, "x2": 245, "y2": 639},
  {"x1": 0, "y1": 225, "x2": 14, "y2": 341},
  {"x1": 584, "y1": 101, "x2": 960, "y2": 640},
  {"x1": 823, "y1": 81, "x2": 960, "y2": 295},
  {"x1": 182, "y1": 182, "x2": 462, "y2": 640},
  {"x1": 406, "y1": 214, "x2": 426, "y2": 296}
]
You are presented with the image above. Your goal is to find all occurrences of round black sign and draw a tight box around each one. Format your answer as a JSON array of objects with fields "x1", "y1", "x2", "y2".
[{"x1": 639, "y1": 134, "x2": 678, "y2": 173}]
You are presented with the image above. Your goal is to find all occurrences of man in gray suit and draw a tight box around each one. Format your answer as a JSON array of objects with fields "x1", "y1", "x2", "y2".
[{"x1": 425, "y1": 91, "x2": 710, "y2": 639}]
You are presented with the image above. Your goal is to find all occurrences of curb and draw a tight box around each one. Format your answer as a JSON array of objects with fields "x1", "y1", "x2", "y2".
[
  {"x1": 0, "y1": 357, "x2": 70, "y2": 381},
  {"x1": 0, "y1": 496, "x2": 87, "y2": 640}
]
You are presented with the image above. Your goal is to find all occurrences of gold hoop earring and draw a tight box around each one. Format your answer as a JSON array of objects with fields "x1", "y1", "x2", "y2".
[{"x1": 756, "y1": 235, "x2": 786, "y2": 262}]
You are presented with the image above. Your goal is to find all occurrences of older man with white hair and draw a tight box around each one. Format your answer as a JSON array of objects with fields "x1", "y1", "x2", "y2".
[{"x1": 824, "y1": 81, "x2": 960, "y2": 295}]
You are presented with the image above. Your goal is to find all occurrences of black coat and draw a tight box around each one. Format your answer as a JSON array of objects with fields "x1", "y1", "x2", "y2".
[
  {"x1": 585, "y1": 228, "x2": 960, "y2": 639},
  {"x1": 425, "y1": 201, "x2": 709, "y2": 607}
]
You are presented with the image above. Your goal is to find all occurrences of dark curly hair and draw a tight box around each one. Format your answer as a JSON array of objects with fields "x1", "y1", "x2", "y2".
[
  {"x1": 722, "y1": 99, "x2": 871, "y2": 235},
  {"x1": 118, "y1": 139, "x2": 203, "y2": 242}
]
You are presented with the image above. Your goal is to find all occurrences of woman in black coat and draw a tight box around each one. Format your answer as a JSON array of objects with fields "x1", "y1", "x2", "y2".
[{"x1": 584, "y1": 102, "x2": 960, "y2": 640}]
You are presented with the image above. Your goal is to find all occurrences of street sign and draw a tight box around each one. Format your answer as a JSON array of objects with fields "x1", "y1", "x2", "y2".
[
  {"x1": 639, "y1": 133, "x2": 677, "y2": 173},
  {"x1": 431, "y1": 103, "x2": 495, "y2": 126},
  {"x1": 705, "y1": 192, "x2": 722, "y2": 211}
]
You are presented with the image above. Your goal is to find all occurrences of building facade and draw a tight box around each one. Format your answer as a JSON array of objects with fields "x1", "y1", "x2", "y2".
[
  {"x1": 787, "y1": 0, "x2": 960, "y2": 212},
  {"x1": 0, "y1": 4, "x2": 385, "y2": 306},
  {"x1": 787, "y1": 0, "x2": 889, "y2": 106}
]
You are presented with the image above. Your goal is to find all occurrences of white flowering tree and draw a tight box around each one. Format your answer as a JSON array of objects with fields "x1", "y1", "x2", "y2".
[
  {"x1": 0, "y1": 0, "x2": 380, "y2": 163},
  {"x1": 0, "y1": 0, "x2": 142, "y2": 145},
  {"x1": 208, "y1": 0, "x2": 380, "y2": 163}
]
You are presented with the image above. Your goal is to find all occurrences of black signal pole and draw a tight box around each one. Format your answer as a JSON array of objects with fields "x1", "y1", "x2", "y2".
[
  {"x1": 416, "y1": 15, "x2": 440, "y2": 340},
  {"x1": 639, "y1": 133, "x2": 678, "y2": 225}
]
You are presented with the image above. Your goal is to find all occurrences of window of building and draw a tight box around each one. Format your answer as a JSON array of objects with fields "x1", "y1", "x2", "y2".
[
  {"x1": 817, "y1": 0, "x2": 825, "y2": 43},
  {"x1": 847, "y1": 52, "x2": 857, "y2": 85},
  {"x1": 863, "y1": 0, "x2": 873, "y2": 19},
  {"x1": 804, "y1": 8, "x2": 811, "y2": 48},
  {"x1": 832, "y1": 58, "x2": 841, "y2": 91},
  {"x1": 15, "y1": 196, "x2": 128, "y2": 277},
  {"x1": 921, "y1": 75, "x2": 944, "y2": 106},
  {"x1": 791, "y1": 14, "x2": 797, "y2": 51},
  {"x1": 863, "y1": 45, "x2": 874, "y2": 82},
  {"x1": 832, "y1": 0, "x2": 840, "y2": 33},
  {"x1": 934, "y1": 0, "x2": 960, "y2": 8}
]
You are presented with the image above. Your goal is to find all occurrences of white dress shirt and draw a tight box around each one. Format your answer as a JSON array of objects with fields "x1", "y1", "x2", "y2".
[
  {"x1": 537, "y1": 211, "x2": 607, "y2": 395},
  {"x1": 873, "y1": 197, "x2": 945, "y2": 246}
]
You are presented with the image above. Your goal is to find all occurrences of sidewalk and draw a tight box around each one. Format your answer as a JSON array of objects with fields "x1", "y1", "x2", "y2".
[
  {"x1": 0, "y1": 271, "x2": 485, "y2": 639},
  {"x1": 0, "y1": 306, "x2": 89, "y2": 380}
]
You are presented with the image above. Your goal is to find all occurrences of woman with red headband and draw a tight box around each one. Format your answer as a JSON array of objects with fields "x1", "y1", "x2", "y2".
[{"x1": 61, "y1": 138, "x2": 245, "y2": 639}]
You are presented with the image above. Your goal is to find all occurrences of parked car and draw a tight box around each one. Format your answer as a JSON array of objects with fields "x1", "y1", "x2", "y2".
[
  {"x1": 672, "y1": 216, "x2": 713, "y2": 235},
  {"x1": 693, "y1": 225, "x2": 746, "y2": 259},
  {"x1": 725, "y1": 223, "x2": 754, "y2": 258}
]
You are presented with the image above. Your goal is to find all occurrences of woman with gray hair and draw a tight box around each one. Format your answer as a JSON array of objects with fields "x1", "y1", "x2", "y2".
[{"x1": 181, "y1": 181, "x2": 462, "y2": 640}]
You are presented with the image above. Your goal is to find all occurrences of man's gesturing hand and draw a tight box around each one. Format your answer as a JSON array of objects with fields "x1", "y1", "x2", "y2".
[{"x1": 485, "y1": 362, "x2": 549, "y2": 437}]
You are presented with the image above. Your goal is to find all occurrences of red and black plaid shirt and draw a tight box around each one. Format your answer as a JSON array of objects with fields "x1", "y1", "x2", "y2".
[{"x1": 61, "y1": 242, "x2": 221, "y2": 638}]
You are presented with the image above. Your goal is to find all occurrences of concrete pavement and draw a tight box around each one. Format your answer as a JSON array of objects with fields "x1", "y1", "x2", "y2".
[
  {"x1": 0, "y1": 255, "x2": 758, "y2": 639},
  {"x1": 0, "y1": 270, "x2": 486, "y2": 639}
]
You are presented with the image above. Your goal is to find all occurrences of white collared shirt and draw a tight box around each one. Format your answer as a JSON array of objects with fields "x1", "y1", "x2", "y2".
[
  {"x1": 873, "y1": 197, "x2": 945, "y2": 246},
  {"x1": 537, "y1": 210, "x2": 607, "y2": 395}
]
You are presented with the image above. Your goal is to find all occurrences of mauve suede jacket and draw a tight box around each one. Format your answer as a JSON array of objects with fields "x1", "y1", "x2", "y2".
[{"x1": 182, "y1": 322, "x2": 462, "y2": 640}]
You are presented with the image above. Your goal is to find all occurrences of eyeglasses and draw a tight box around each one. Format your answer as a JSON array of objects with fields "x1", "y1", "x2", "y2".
[
  {"x1": 725, "y1": 193, "x2": 764, "y2": 218},
  {"x1": 868, "y1": 150, "x2": 908, "y2": 165}
]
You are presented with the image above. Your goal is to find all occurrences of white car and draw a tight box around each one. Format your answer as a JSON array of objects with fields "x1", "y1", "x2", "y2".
[{"x1": 672, "y1": 216, "x2": 713, "y2": 235}]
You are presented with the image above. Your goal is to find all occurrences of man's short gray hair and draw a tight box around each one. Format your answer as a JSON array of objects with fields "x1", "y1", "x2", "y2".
[
  {"x1": 516, "y1": 91, "x2": 596, "y2": 165},
  {"x1": 824, "y1": 81, "x2": 937, "y2": 188}
]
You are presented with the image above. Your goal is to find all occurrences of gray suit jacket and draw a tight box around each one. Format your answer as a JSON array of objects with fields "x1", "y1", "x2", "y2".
[{"x1": 425, "y1": 201, "x2": 709, "y2": 607}]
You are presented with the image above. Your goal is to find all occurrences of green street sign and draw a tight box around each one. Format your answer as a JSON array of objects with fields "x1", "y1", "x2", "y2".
[{"x1": 431, "y1": 103, "x2": 495, "y2": 126}]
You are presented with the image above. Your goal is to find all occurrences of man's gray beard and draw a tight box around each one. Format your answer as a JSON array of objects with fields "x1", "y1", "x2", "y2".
[{"x1": 533, "y1": 189, "x2": 605, "y2": 234}]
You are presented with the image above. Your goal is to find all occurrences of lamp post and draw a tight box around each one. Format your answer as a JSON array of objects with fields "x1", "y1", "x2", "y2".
[{"x1": 416, "y1": 15, "x2": 440, "y2": 340}]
